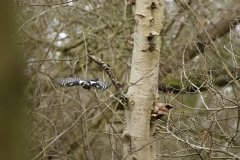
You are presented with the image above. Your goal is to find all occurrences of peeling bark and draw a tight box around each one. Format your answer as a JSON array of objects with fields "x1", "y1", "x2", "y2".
[{"x1": 123, "y1": 0, "x2": 164, "y2": 159}]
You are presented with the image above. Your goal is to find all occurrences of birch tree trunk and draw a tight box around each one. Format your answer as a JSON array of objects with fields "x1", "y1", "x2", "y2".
[{"x1": 123, "y1": 0, "x2": 164, "y2": 159}]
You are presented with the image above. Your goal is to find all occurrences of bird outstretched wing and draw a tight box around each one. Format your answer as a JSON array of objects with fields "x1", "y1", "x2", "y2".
[
  {"x1": 55, "y1": 78, "x2": 112, "y2": 91},
  {"x1": 89, "y1": 80, "x2": 112, "y2": 90},
  {"x1": 55, "y1": 78, "x2": 85, "y2": 87}
]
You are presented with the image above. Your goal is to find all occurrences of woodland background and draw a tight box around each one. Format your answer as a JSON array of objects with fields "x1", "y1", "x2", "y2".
[{"x1": 1, "y1": 0, "x2": 240, "y2": 159}]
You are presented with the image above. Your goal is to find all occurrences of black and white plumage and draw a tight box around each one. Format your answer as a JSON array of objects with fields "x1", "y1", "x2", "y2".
[{"x1": 55, "y1": 78, "x2": 112, "y2": 91}]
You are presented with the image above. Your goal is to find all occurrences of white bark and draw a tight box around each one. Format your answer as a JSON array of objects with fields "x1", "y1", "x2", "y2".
[{"x1": 123, "y1": 0, "x2": 164, "y2": 159}]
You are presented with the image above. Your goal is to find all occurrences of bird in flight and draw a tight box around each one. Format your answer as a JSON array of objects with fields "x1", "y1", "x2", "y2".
[{"x1": 55, "y1": 77, "x2": 112, "y2": 91}]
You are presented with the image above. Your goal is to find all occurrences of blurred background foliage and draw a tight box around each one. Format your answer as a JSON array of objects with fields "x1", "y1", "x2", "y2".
[{"x1": 13, "y1": 0, "x2": 240, "y2": 159}]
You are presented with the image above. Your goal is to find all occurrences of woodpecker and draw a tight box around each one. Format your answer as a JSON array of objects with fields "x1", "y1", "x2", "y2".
[{"x1": 55, "y1": 77, "x2": 112, "y2": 91}]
